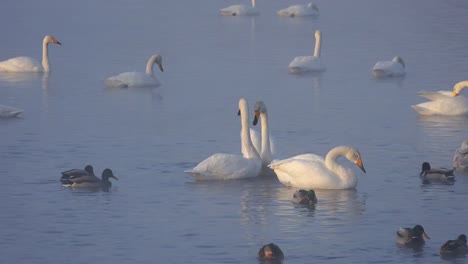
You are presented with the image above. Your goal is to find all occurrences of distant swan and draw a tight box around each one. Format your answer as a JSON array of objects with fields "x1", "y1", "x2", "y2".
[
  {"x1": 411, "y1": 81, "x2": 468, "y2": 115},
  {"x1": 0, "y1": 35, "x2": 61, "y2": 72},
  {"x1": 0, "y1": 104, "x2": 23, "y2": 118},
  {"x1": 416, "y1": 80, "x2": 468, "y2": 101},
  {"x1": 453, "y1": 140, "x2": 468, "y2": 170},
  {"x1": 104, "y1": 54, "x2": 163, "y2": 88},
  {"x1": 268, "y1": 146, "x2": 366, "y2": 189},
  {"x1": 277, "y1": 2, "x2": 319, "y2": 17},
  {"x1": 220, "y1": 0, "x2": 258, "y2": 16},
  {"x1": 185, "y1": 98, "x2": 261, "y2": 180},
  {"x1": 289, "y1": 30, "x2": 326, "y2": 73},
  {"x1": 372, "y1": 56, "x2": 405, "y2": 78}
]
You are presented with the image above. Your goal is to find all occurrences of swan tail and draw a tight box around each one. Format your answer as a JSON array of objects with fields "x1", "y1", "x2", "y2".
[
  {"x1": 411, "y1": 105, "x2": 433, "y2": 115},
  {"x1": 104, "y1": 79, "x2": 128, "y2": 88}
]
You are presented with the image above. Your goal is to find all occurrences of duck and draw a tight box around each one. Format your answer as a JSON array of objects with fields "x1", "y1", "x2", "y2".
[
  {"x1": 440, "y1": 234, "x2": 468, "y2": 256},
  {"x1": 220, "y1": 0, "x2": 258, "y2": 16},
  {"x1": 292, "y1": 189, "x2": 317, "y2": 205},
  {"x1": 277, "y1": 2, "x2": 319, "y2": 17},
  {"x1": 60, "y1": 165, "x2": 95, "y2": 186},
  {"x1": 65, "y1": 168, "x2": 118, "y2": 189},
  {"x1": 289, "y1": 30, "x2": 326, "y2": 74},
  {"x1": 372, "y1": 56, "x2": 405, "y2": 78},
  {"x1": 0, "y1": 35, "x2": 61, "y2": 72},
  {"x1": 453, "y1": 140, "x2": 468, "y2": 170},
  {"x1": 0, "y1": 104, "x2": 23, "y2": 118},
  {"x1": 104, "y1": 54, "x2": 163, "y2": 88},
  {"x1": 184, "y1": 98, "x2": 261, "y2": 180},
  {"x1": 419, "y1": 162, "x2": 455, "y2": 184},
  {"x1": 268, "y1": 146, "x2": 366, "y2": 189},
  {"x1": 257, "y1": 243, "x2": 284, "y2": 261},
  {"x1": 396, "y1": 225, "x2": 430, "y2": 246},
  {"x1": 416, "y1": 80, "x2": 468, "y2": 101}
]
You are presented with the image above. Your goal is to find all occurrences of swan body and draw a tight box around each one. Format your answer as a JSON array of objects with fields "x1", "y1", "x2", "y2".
[
  {"x1": 220, "y1": 0, "x2": 258, "y2": 16},
  {"x1": 268, "y1": 146, "x2": 366, "y2": 189},
  {"x1": 278, "y1": 2, "x2": 319, "y2": 17},
  {"x1": 453, "y1": 141, "x2": 468, "y2": 169},
  {"x1": 396, "y1": 225, "x2": 430, "y2": 246},
  {"x1": 289, "y1": 30, "x2": 325, "y2": 73},
  {"x1": 64, "y1": 168, "x2": 118, "y2": 189},
  {"x1": 0, "y1": 35, "x2": 61, "y2": 72},
  {"x1": 0, "y1": 104, "x2": 23, "y2": 118},
  {"x1": 292, "y1": 189, "x2": 317, "y2": 205},
  {"x1": 417, "y1": 80, "x2": 468, "y2": 100},
  {"x1": 104, "y1": 54, "x2": 163, "y2": 88},
  {"x1": 440, "y1": 234, "x2": 468, "y2": 256},
  {"x1": 185, "y1": 98, "x2": 261, "y2": 180},
  {"x1": 372, "y1": 56, "x2": 405, "y2": 78},
  {"x1": 411, "y1": 96, "x2": 468, "y2": 116},
  {"x1": 419, "y1": 162, "x2": 455, "y2": 184}
]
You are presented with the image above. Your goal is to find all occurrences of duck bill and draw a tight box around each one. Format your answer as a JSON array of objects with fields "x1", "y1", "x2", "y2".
[
  {"x1": 253, "y1": 111, "x2": 260, "y2": 126},
  {"x1": 423, "y1": 232, "x2": 430, "y2": 240},
  {"x1": 111, "y1": 175, "x2": 119, "y2": 181},
  {"x1": 356, "y1": 157, "x2": 366, "y2": 173}
]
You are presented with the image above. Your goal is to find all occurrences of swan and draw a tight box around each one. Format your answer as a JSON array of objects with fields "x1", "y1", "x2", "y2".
[
  {"x1": 411, "y1": 96, "x2": 468, "y2": 115},
  {"x1": 0, "y1": 35, "x2": 61, "y2": 72},
  {"x1": 453, "y1": 140, "x2": 468, "y2": 170},
  {"x1": 244, "y1": 128, "x2": 275, "y2": 161},
  {"x1": 419, "y1": 162, "x2": 455, "y2": 184},
  {"x1": 0, "y1": 104, "x2": 23, "y2": 118},
  {"x1": 440, "y1": 234, "x2": 468, "y2": 256},
  {"x1": 104, "y1": 54, "x2": 163, "y2": 88},
  {"x1": 64, "y1": 168, "x2": 118, "y2": 189},
  {"x1": 185, "y1": 98, "x2": 261, "y2": 180},
  {"x1": 251, "y1": 101, "x2": 274, "y2": 168},
  {"x1": 289, "y1": 30, "x2": 326, "y2": 73},
  {"x1": 416, "y1": 80, "x2": 468, "y2": 101},
  {"x1": 220, "y1": 0, "x2": 258, "y2": 16},
  {"x1": 277, "y1": 2, "x2": 319, "y2": 17},
  {"x1": 396, "y1": 225, "x2": 430, "y2": 246},
  {"x1": 372, "y1": 56, "x2": 405, "y2": 78},
  {"x1": 257, "y1": 243, "x2": 284, "y2": 261},
  {"x1": 268, "y1": 146, "x2": 366, "y2": 189}
]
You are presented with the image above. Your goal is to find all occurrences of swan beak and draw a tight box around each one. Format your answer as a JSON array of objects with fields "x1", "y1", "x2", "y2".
[
  {"x1": 253, "y1": 111, "x2": 260, "y2": 126},
  {"x1": 453, "y1": 91, "x2": 458, "y2": 96},
  {"x1": 52, "y1": 38, "x2": 61, "y2": 45},
  {"x1": 237, "y1": 109, "x2": 241, "y2": 116},
  {"x1": 158, "y1": 63, "x2": 164, "y2": 72},
  {"x1": 356, "y1": 157, "x2": 366, "y2": 173}
]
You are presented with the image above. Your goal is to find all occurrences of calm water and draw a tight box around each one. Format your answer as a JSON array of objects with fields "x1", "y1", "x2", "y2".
[{"x1": 1, "y1": 0, "x2": 468, "y2": 263}]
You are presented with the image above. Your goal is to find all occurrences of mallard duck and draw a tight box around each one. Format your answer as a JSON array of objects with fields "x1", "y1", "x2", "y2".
[
  {"x1": 440, "y1": 234, "x2": 468, "y2": 256},
  {"x1": 60, "y1": 165, "x2": 95, "y2": 186},
  {"x1": 292, "y1": 189, "x2": 317, "y2": 205},
  {"x1": 66, "y1": 168, "x2": 118, "y2": 189},
  {"x1": 396, "y1": 225, "x2": 430, "y2": 246},
  {"x1": 419, "y1": 162, "x2": 455, "y2": 184},
  {"x1": 257, "y1": 243, "x2": 284, "y2": 261}
]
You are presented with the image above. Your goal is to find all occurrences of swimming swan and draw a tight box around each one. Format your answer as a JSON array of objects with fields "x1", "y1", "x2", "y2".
[
  {"x1": 416, "y1": 80, "x2": 468, "y2": 101},
  {"x1": 0, "y1": 35, "x2": 61, "y2": 72},
  {"x1": 185, "y1": 98, "x2": 261, "y2": 180},
  {"x1": 104, "y1": 54, "x2": 163, "y2": 88},
  {"x1": 277, "y1": 2, "x2": 319, "y2": 17},
  {"x1": 453, "y1": 140, "x2": 468, "y2": 170},
  {"x1": 411, "y1": 81, "x2": 468, "y2": 115},
  {"x1": 289, "y1": 30, "x2": 326, "y2": 73},
  {"x1": 268, "y1": 146, "x2": 366, "y2": 189},
  {"x1": 0, "y1": 104, "x2": 23, "y2": 118},
  {"x1": 372, "y1": 56, "x2": 405, "y2": 78},
  {"x1": 220, "y1": 0, "x2": 258, "y2": 16}
]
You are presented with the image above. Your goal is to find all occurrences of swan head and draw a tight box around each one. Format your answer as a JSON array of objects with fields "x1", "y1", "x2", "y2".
[
  {"x1": 252, "y1": 101, "x2": 267, "y2": 125},
  {"x1": 44, "y1": 35, "x2": 61, "y2": 45},
  {"x1": 308, "y1": 3, "x2": 319, "y2": 12},
  {"x1": 392, "y1": 56, "x2": 405, "y2": 68},
  {"x1": 150, "y1": 54, "x2": 164, "y2": 72},
  {"x1": 344, "y1": 147, "x2": 366, "y2": 173},
  {"x1": 452, "y1": 80, "x2": 468, "y2": 96},
  {"x1": 102, "y1": 168, "x2": 119, "y2": 181}
]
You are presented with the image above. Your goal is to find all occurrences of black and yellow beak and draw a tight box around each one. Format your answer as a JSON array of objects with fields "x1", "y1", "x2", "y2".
[
  {"x1": 53, "y1": 38, "x2": 62, "y2": 45},
  {"x1": 158, "y1": 63, "x2": 164, "y2": 72},
  {"x1": 237, "y1": 109, "x2": 241, "y2": 116},
  {"x1": 356, "y1": 157, "x2": 366, "y2": 173},
  {"x1": 253, "y1": 110, "x2": 260, "y2": 126}
]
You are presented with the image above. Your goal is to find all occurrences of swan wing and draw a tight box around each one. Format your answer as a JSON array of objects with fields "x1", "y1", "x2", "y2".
[
  {"x1": 289, "y1": 56, "x2": 325, "y2": 73},
  {"x1": 0, "y1": 104, "x2": 23, "y2": 118},
  {"x1": 411, "y1": 97, "x2": 468, "y2": 116},
  {"x1": 104, "y1": 72, "x2": 158, "y2": 88},
  {"x1": 416, "y1": 90, "x2": 453, "y2": 101},
  {"x1": 185, "y1": 153, "x2": 261, "y2": 180},
  {"x1": 0, "y1": 57, "x2": 42, "y2": 72},
  {"x1": 372, "y1": 61, "x2": 404, "y2": 77}
]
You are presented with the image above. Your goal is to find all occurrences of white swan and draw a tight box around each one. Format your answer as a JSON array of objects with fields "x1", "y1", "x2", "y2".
[
  {"x1": 372, "y1": 56, "x2": 405, "y2": 78},
  {"x1": 268, "y1": 146, "x2": 366, "y2": 189},
  {"x1": 416, "y1": 80, "x2": 468, "y2": 101},
  {"x1": 453, "y1": 140, "x2": 468, "y2": 170},
  {"x1": 252, "y1": 101, "x2": 274, "y2": 169},
  {"x1": 104, "y1": 54, "x2": 163, "y2": 88},
  {"x1": 0, "y1": 104, "x2": 23, "y2": 118},
  {"x1": 289, "y1": 30, "x2": 326, "y2": 73},
  {"x1": 0, "y1": 35, "x2": 61, "y2": 72},
  {"x1": 220, "y1": 0, "x2": 259, "y2": 16},
  {"x1": 185, "y1": 98, "x2": 261, "y2": 180},
  {"x1": 277, "y1": 3, "x2": 319, "y2": 17}
]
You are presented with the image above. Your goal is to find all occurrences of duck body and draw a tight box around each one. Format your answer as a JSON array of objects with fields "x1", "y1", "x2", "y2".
[
  {"x1": 440, "y1": 234, "x2": 468, "y2": 256},
  {"x1": 292, "y1": 189, "x2": 317, "y2": 205},
  {"x1": 453, "y1": 141, "x2": 468, "y2": 170},
  {"x1": 60, "y1": 165, "x2": 95, "y2": 186},
  {"x1": 64, "y1": 168, "x2": 118, "y2": 189},
  {"x1": 372, "y1": 56, "x2": 405, "y2": 78},
  {"x1": 257, "y1": 243, "x2": 284, "y2": 261},
  {"x1": 104, "y1": 54, "x2": 163, "y2": 88},
  {"x1": 0, "y1": 104, "x2": 23, "y2": 118},
  {"x1": 396, "y1": 225, "x2": 430, "y2": 246},
  {"x1": 419, "y1": 162, "x2": 455, "y2": 184},
  {"x1": 277, "y1": 3, "x2": 319, "y2": 17}
]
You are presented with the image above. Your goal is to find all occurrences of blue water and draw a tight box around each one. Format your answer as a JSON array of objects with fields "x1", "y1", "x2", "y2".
[{"x1": 1, "y1": 0, "x2": 468, "y2": 263}]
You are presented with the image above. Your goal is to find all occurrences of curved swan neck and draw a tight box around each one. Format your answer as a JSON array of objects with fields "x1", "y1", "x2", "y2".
[
  {"x1": 42, "y1": 37, "x2": 50, "y2": 72},
  {"x1": 146, "y1": 56, "x2": 157, "y2": 75},
  {"x1": 453, "y1": 80, "x2": 468, "y2": 95},
  {"x1": 251, "y1": 0, "x2": 256, "y2": 8},
  {"x1": 324, "y1": 146, "x2": 350, "y2": 174},
  {"x1": 260, "y1": 111, "x2": 271, "y2": 162},
  {"x1": 313, "y1": 31, "x2": 322, "y2": 57},
  {"x1": 240, "y1": 100, "x2": 260, "y2": 159}
]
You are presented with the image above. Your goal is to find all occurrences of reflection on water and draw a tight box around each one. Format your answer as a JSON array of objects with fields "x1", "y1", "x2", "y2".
[{"x1": 0, "y1": 72, "x2": 41, "y2": 83}]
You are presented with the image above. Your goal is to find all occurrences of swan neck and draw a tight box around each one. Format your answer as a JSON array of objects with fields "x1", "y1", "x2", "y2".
[
  {"x1": 240, "y1": 103, "x2": 260, "y2": 159},
  {"x1": 42, "y1": 38, "x2": 50, "y2": 72},
  {"x1": 454, "y1": 81, "x2": 468, "y2": 94},
  {"x1": 146, "y1": 57, "x2": 156, "y2": 75},
  {"x1": 260, "y1": 111, "x2": 271, "y2": 161},
  {"x1": 324, "y1": 147, "x2": 347, "y2": 175},
  {"x1": 313, "y1": 32, "x2": 322, "y2": 57},
  {"x1": 251, "y1": 0, "x2": 256, "y2": 8}
]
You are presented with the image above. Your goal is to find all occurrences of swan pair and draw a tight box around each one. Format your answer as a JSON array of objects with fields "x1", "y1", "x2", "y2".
[
  {"x1": 372, "y1": 56, "x2": 406, "y2": 78},
  {"x1": 289, "y1": 30, "x2": 326, "y2": 73},
  {"x1": 411, "y1": 80, "x2": 468, "y2": 116}
]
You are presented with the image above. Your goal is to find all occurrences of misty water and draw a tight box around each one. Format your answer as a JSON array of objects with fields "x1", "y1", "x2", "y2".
[{"x1": 1, "y1": 0, "x2": 468, "y2": 263}]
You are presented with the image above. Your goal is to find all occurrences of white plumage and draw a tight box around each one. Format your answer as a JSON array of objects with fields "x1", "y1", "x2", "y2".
[
  {"x1": 289, "y1": 30, "x2": 326, "y2": 73},
  {"x1": 372, "y1": 56, "x2": 405, "y2": 78},
  {"x1": 412, "y1": 80, "x2": 468, "y2": 116},
  {"x1": 104, "y1": 54, "x2": 163, "y2": 88},
  {"x1": 453, "y1": 141, "x2": 468, "y2": 170},
  {"x1": 220, "y1": 0, "x2": 258, "y2": 16},
  {"x1": 0, "y1": 104, "x2": 23, "y2": 118},
  {"x1": 277, "y1": 3, "x2": 319, "y2": 17}
]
